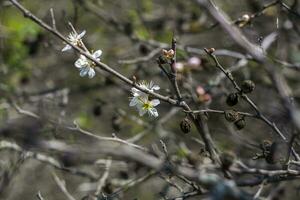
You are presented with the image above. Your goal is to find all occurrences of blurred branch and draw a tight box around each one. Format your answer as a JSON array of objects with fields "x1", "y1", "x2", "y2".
[
  {"x1": 36, "y1": 191, "x2": 45, "y2": 200},
  {"x1": 195, "y1": 0, "x2": 265, "y2": 61},
  {"x1": 94, "y1": 158, "x2": 112, "y2": 197},
  {"x1": 11, "y1": 101, "x2": 40, "y2": 119},
  {"x1": 253, "y1": 180, "x2": 266, "y2": 199},
  {"x1": 0, "y1": 140, "x2": 98, "y2": 180},
  {"x1": 118, "y1": 48, "x2": 161, "y2": 64},
  {"x1": 67, "y1": 121, "x2": 147, "y2": 151},
  {"x1": 52, "y1": 172, "x2": 77, "y2": 200},
  {"x1": 185, "y1": 109, "x2": 255, "y2": 118}
]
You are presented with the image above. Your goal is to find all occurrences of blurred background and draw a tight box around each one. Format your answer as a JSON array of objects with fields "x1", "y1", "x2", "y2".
[{"x1": 0, "y1": 0, "x2": 300, "y2": 199}]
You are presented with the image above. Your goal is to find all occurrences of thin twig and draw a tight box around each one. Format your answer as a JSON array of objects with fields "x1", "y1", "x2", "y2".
[
  {"x1": 94, "y1": 158, "x2": 112, "y2": 197},
  {"x1": 185, "y1": 109, "x2": 256, "y2": 118},
  {"x1": 36, "y1": 191, "x2": 45, "y2": 200},
  {"x1": 68, "y1": 120, "x2": 147, "y2": 151},
  {"x1": 118, "y1": 48, "x2": 161, "y2": 64},
  {"x1": 49, "y1": 8, "x2": 56, "y2": 30},
  {"x1": 52, "y1": 172, "x2": 77, "y2": 200},
  {"x1": 0, "y1": 140, "x2": 98, "y2": 180}
]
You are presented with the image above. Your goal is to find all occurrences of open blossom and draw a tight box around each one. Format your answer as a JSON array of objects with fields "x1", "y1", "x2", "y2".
[
  {"x1": 130, "y1": 96, "x2": 160, "y2": 118},
  {"x1": 74, "y1": 50, "x2": 102, "y2": 78},
  {"x1": 131, "y1": 80, "x2": 160, "y2": 98},
  {"x1": 129, "y1": 81, "x2": 160, "y2": 118},
  {"x1": 62, "y1": 30, "x2": 86, "y2": 52}
]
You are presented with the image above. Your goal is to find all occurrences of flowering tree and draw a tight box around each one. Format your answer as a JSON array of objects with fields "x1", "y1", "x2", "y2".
[{"x1": 0, "y1": 0, "x2": 300, "y2": 199}]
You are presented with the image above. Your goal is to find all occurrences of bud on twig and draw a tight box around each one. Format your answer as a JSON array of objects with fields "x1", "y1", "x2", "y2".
[
  {"x1": 224, "y1": 110, "x2": 239, "y2": 122},
  {"x1": 234, "y1": 118, "x2": 246, "y2": 130},
  {"x1": 162, "y1": 49, "x2": 175, "y2": 59},
  {"x1": 205, "y1": 47, "x2": 215, "y2": 54},
  {"x1": 226, "y1": 93, "x2": 239, "y2": 106},
  {"x1": 241, "y1": 80, "x2": 255, "y2": 93},
  {"x1": 180, "y1": 117, "x2": 192, "y2": 134},
  {"x1": 220, "y1": 151, "x2": 236, "y2": 170}
]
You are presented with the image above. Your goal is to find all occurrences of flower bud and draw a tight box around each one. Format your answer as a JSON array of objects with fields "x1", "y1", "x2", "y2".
[
  {"x1": 226, "y1": 93, "x2": 239, "y2": 106},
  {"x1": 206, "y1": 47, "x2": 215, "y2": 54},
  {"x1": 224, "y1": 110, "x2": 239, "y2": 122},
  {"x1": 242, "y1": 14, "x2": 250, "y2": 22},
  {"x1": 241, "y1": 80, "x2": 255, "y2": 93},
  {"x1": 220, "y1": 151, "x2": 236, "y2": 170},
  {"x1": 162, "y1": 49, "x2": 175, "y2": 59},
  {"x1": 234, "y1": 118, "x2": 246, "y2": 130},
  {"x1": 180, "y1": 118, "x2": 192, "y2": 134}
]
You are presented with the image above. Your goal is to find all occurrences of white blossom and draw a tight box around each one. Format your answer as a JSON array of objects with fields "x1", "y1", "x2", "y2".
[
  {"x1": 130, "y1": 81, "x2": 160, "y2": 104},
  {"x1": 129, "y1": 81, "x2": 160, "y2": 118},
  {"x1": 62, "y1": 30, "x2": 86, "y2": 52},
  {"x1": 130, "y1": 96, "x2": 160, "y2": 118},
  {"x1": 74, "y1": 50, "x2": 102, "y2": 78}
]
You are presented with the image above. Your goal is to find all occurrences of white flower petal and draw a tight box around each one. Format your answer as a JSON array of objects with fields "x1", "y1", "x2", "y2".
[
  {"x1": 138, "y1": 108, "x2": 147, "y2": 116},
  {"x1": 80, "y1": 55, "x2": 87, "y2": 60},
  {"x1": 79, "y1": 67, "x2": 89, "y2": 77},
  {"x1": 152, "y1": 85, "x2": 160, "y2": 90},
  {"x1": 75, "y1": 59, "x2": 83, "y2": 68},
  {"x1": 151, "y1": 99, "x2": 160, "y2": 106},
  {"x1": 149, "y1": 81, "x2": 154, "y2": 88},
  {"x1": 93, "y1": 50, "x2": 102, "y2": 59},
  {"x1": 88, "y1": 68, "x2": 96, "y2": 79},
  {"x1": 149, "y1": 108, "x2": 158, "y2": 117},
  {"x1": 129, "y1": 98, "x2": 137, "y2": 106},
  {"x1": 62, "y1": 44, "x2": 72, "y2": 52},
  {"x1": 131, "y1": 87, "x2": 139, "y2": 94},
  {"x1": 78, "y1": 30, "x2": 86, "y2": 39},
  {"x1": 75, "y1": 55, "x2": 88, "y2": 68}
]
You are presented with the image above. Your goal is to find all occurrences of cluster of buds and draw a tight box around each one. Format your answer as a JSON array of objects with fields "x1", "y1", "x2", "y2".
[{"x1": 224, "y1": 110, "x2": 246, "y2": 130}]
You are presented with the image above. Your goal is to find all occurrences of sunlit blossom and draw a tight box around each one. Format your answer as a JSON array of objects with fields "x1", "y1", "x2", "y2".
[
  {"x1": 62, "y1": 30, "x2": 86, "y2": 52},
  {"x1": 130, "y1": 81, "x2": 160, "y2": 106},
  {"x1": 74, "y1": 50, "x2": 102, "y2": 78},
  {"x1": 130, "y1": 96, "x2": 160, "y2": 117}
]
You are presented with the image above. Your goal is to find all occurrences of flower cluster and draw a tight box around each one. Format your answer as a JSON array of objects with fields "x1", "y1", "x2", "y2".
[
  {"x1": 62, "y1": 30, "x2": 86, "y2": 52},
  {"x1": 129, "y1": 81, "x2": 160, "y2": 118},
  {"x1": 62, "y1": 28, "x2": 102, "y2": 79}
]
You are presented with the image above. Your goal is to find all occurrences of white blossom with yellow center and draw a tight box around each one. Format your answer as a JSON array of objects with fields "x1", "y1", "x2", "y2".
[{"x1": 74, "y1": 50, "x2": 102, "y2": 78}]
